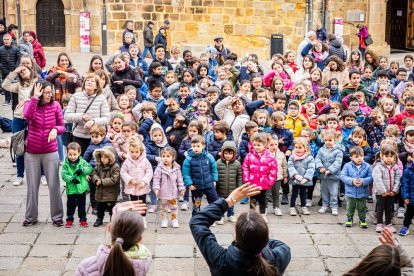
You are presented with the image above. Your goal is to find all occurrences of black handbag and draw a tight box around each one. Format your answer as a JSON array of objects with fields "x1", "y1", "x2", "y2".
[{"x1": 364, "y1": 35, "x2": 373, "y2": 46}]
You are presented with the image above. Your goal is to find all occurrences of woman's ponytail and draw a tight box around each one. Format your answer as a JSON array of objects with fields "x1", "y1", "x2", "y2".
[
  {"x1": 103, "y1": 239, "x2": 135, "y2": 276},
  {"x1": 257, "y1": 255, "x2": 279, "y2": 276}
]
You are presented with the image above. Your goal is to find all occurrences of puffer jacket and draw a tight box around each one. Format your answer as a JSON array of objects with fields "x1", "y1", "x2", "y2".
[
  {"x1": 286, "y1": 113, "x2": 309, "y2": 138},
  {"x1": 1, "y1": 72, "x2": 37, "y2": 118},
  {"x1": 401, "y1": 162, "x2": 414, "y2": 205},
  {"x1": 208, "y1": 133, "x2": 234, "y2": 160},
  {"x1": 91, "y1": 147, "x2": 120, "y2": 202},
  {"x1": 372, "y1": 160, "x2": 401, "y2": 195},
  {"x1": 266, "y1": 127, "x2": 294, "y2": 153},
  {"x1": 153, "y1": 162, "x2": 185, "y2": 200},
  {"x1": 75, "y1": 244, "x2": 151, "y2": 276},
  {"x1": 121, "y1": 151, "x2": 153, "y2": 196},
  {"x1": 61, "y1": 157, "x2": 93, "y2": 195},
  {"x1": 182, "y1": 149, "x2": 218, "y2": 189},
  {"x1": 328, "y1": 39, "x2": 346, "y2": 61},
  {"x1": 64, "y1": 91, "x2": 110, "y2": 139},
  {"x1": 216, "y1": 141, "x2": 242, "y2": 196},
  {"x1": 110, "y1": 66, "x2": 143, "y2": 99},
  {"x1": 31, "y1": 35, "x2": 46, "y2": 68},
  {"x1": 315, "y1": 145, "x2": 343, "y2": 180},
  {"x1": 341, "y1": 161, "x2": 373, "y2": 199},
  {"x1": 274, "y1": 150, "x2": 288, "y2": 181},
  {"x1": 83, "y1": 137, "x2": 112, "y2": 168},
  {"x1": 178, "y1": 137, "x2": 192, "y2": 164},
  {"x1": 242, "y1": 147, "x2": 278, "y2": 190},
  {"x1": 18, "y1": 38, "x2": 33, "y2": 57},
  {"x1": 238, "y1": 133, "x2": 250, "y2": 163},
  {"x1": 23, "y1": 97, "x2": 65, "y2": 154},
  {"x1": 288, "y1": 153, "x2": 315, "y2": 186},
  {"x1": 0, "y1": 44, "x2": 20, "y2": 77},
  {"x1": 344, "y1": 139, "x2": 374, "y2": 164}
]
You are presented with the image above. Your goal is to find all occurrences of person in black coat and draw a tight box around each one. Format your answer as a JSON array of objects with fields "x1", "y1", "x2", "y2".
[
  {"x1": 110, "y1": 54, "x2": 143, "y2": 100},
  {"x1": 0, "y1": 20, "x2": 7, "y2": 47},
  {"x1": 150, "y1": 44, "x2": 173, "y2": 77},
  {"x1": 0, "y1": 34, "x2": 21, "y2": 105},
  {"x1": 190, "y1": 184, "x2": 291, "y2": 276},
  {"x1": 154, "y1": 27, "x2": 167, "y2": 50}
]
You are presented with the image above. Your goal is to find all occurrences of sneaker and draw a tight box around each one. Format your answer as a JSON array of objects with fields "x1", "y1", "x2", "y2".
[
  {"x1": 345, "y1": 217, "x2": 353, "y2": 227},
  {"x1": 52, "y1": 220, "x2": 64, "y2": 227},
  {"x1": 274, "y1": 208, "x2": 283, "y2": 216},
  {"x1": 375, "y1": 224, "x2": 383, "y2": 233},
  {"x1": 302, "y1": 207, "x2": 310, "y2": 215},
  {"x1": 367, "y1": 196, "x2": 373, "y2": 203},
  {"x1": 179, "y1": 196, "x2": 184, "y2": 202},
  {"x1": 13, "y1": 176, "x2": 24, "y2": 186},
  {"x1": 216, "y1": 217, "x2": 225, "y2": 225},
  {"x1": 228, "y1": 215, "x2": 237, "y2": 223},
  {"x1": 386, "y1": 224, "x2": 397, "y2": 233},
  {"x1": 331, "y1": 208, "x2": 338, "y2": 216},
  {"x1": 65, "y1": 220, "x2": 73, "y2": 228},
  {"x1": 281, "y1": 195, "x2": 289, "y2": 205},
  {"x1": 148, "y1": 205, "x2": 157, "y2": 213},
  {"x1": 290, "y1": 207, "x2": 297, "y2": 216},
  {"x1": 80, "y1": 221, "x2": 88, "y2": 228},
  {"x1": 40, "y1": 175, "x2": 47, "y2": 186},
  {"x1": 318, "y1": 206, "x2": 328, "y2": 214},
  {"x1": 172, "y1": 219, "x2": 179, "y2": 228},
  {"x1": 240, "y1": 197, "x2": 249, "y2": 204},
  {"x1": 180, "y1": 201, "x2": 189, "y2": 211},
  {"x1": 161, "y1": 218, "x2": 168, "y2": 228},
  {"x1": 93, "y1": 219, "x2": 103, "y2": 227},
  {"x1": 261, "y1": 214, "x2": 269, "y2": 223},
  {"x1": 305, "y1": 199, "x2": 312, "y2": 207},
  {"x1": 359, "y1": 219, "x2": 368, "y2": 229},
  {"x1": 2, "y1": 100, "x2": 8, "y2": 106},
  {"x1": 91, "y1": 207, "x2": 97, "y2": 215},
  {"x1": 22, "y1": 219, "x2": 38, "y2": 226},
  {"x1": 397, "y1": 207, "x2": 405, "y2": 219},
  {"x1": 399, "y1": 226, "x2": 410, "y2": 236}
]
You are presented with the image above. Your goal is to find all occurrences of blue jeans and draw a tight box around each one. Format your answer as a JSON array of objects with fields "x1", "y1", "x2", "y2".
[
  {"x1": 219, "y1": 194, "x2": 234, "y2": 217},
  {"x1": 57, "y1": 135, "x2": 64, "y2": 162},
  {"x1": 12, "y1": 117, "x2": 26, "y2": 177},
  {"x1": 191, "y1": 186, "x2": 219, "y2": 216},
  {"x1": 142, "y1": 47, "x2": 155, "y2": 60},
  {"x1": 320, "y1": 178, "x2": 339, "y2": 209}
]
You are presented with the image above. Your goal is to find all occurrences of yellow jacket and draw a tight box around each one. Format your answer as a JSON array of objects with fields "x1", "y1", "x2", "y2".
[{"x1": 286, "y1": 114, "x2": 309, "y2": 138}]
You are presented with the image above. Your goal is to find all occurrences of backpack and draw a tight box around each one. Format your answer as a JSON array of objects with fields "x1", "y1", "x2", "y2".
[{"x1": 10, "y1": 128, "x2": 27, "y2": 162}]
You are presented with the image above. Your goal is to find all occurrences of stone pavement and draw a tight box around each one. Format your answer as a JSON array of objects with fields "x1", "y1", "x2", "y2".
[{"x1": 0, "y1": 51, "x2": 414, "y2": 276}]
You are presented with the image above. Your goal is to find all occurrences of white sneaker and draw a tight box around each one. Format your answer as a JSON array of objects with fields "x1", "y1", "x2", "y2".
[
  {"x1": 318, "y1": 206, "x2": 328, "y2": 214},
  {"x1": 290, "y1": 207, "x2": 297, "y2": 216},
  {"x1": 261, "y1": 214, "x2": 269, "y2": 223},
  {"x1": 302, "y1": 207, "x2": 310, "y2": 215},
  {"x1": 331, "y1": 208, "x2": 338, "y2": 216},
  {"x1": 274, "y1": 208, "x2": 283, "y2": 216},
  {"x1": 143, "y1": 218, "x2": 147, "y2": 229},
  {"x1": 148, "y1": 205, "x2": 157, "y2": 213},
  {"x1": 397, "y1": 207, "x2": 405, "y2": 219},
  {"x1": 228, "y1": 215, "x2": 237, "y2": 223},
  {"x1": 13, "y1": 176, "x2": 24, "y2": 186},
  {"x1": 172, "y1": 219, "x2": 179, "y2": 228},
  {"x1": 40, "y1": 176, "x2": 47, "y2": 186},
  {"x1": 306, "y1": 199, "x2": 312, "y2": 207},
  {"x1": 180, "y1": 201, "x2": 189, "y2": 211},
  {"x1": 217, "y1": 217, "x2": 225, "y2": 225},
  {"x1": 161, "y1": 219, "x2": 168, "y2": 228}
]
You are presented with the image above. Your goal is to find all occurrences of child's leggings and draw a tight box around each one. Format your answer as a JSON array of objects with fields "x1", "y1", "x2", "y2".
[
  {"x1": 160, "y1": 199, "x2": 178, "y2": 220},
  {"x1": 320, "y1": 178, "x2": 339, "y2": 209},
  {"x1": 376, "y1": 195, "x2": 394, "y2": 225},
  {"x1": 130, "y1": 195, "x2": 147, "y2": 216},
  {"x1": 250, "y1": 190, "x2": 268, "y2": 214},
  {"x1": 290, "y1": 185, "x2": 307, "y2": 208},
  {"x1": 271, "y1": 180, "x2": 282, "y2": 208}
]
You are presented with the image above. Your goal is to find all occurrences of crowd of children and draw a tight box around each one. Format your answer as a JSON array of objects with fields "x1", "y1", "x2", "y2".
[{"x1": 52, "y1": 32, "x2": 414, "y2": 236}]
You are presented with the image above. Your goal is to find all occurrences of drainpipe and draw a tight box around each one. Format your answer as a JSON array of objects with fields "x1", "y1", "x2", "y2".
[
  {"x1": 16, "y1": 0, "x2": 21, "y2": 38},
  {"x1": 2, "y1": 0, "x2": 6, "y2": 25},
  {"x1": 101, "y1": 0, "x2": 107, "y2": 55},
  {"x1": 305, "y1": 0, "x2": 310, "y2": 33},
  {"x1": 309, "y1": 0, "x2": 313, "y2": 31},
  {"x1": 322, "y1": 0, "x2": 326, "y2": 28}
]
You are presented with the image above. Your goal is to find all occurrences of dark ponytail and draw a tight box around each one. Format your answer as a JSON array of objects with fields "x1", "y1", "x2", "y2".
[
  {"x1": 103, "y1": 210, "x2": 145, "y2": 276},
  {"x1": 235, "y1": 211, "x2": 280, "y2": 276}
]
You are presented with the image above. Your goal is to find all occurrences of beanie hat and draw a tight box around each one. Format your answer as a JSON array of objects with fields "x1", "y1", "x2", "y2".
[{"x1": 405, "y1": 126, "x2": 414, "y2": 136}]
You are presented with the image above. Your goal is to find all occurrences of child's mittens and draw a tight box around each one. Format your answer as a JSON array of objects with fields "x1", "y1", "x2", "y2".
[
  {"x1": 72, "y1": 178, "x2": 80, "y2": 184},
  {"x1": 74, "y1": 168, "x2": 83, "y2": 175},
  {"x1": 155, "y1": 157, "x2": 162, "y2": 163}
]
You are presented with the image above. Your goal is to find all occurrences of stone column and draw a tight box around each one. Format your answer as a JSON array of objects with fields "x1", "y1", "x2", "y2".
[{"x1": 367, "y1": 0, "x2": 390, "y2": 56}]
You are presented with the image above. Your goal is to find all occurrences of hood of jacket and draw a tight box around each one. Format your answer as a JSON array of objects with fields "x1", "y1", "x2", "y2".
[
  {"x1": 93, "y1": 146, "x2": 116, "y2": 165},
  {"x1": 220, "y1": 140, "x2": 237, "y2": 162},
  {"x1": 329, "y1": 39, "x2": 342, "y2": 49},
  {"x1": 150, "y1": 123, "x2": 168, "y2": 147}
]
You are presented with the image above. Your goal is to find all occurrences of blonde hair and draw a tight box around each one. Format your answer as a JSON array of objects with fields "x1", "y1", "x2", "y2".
[
  {"x1": 293, "y1": 137, "x2": 310, "y2": 152},
  {"x1": 384, "y1": 124, "x2": 400, "y2": 137},
  {"x1": 129, "y1": 137, "x2": 144, "y2": 153},
  {"x1": 378, "y1": 97, "x2": 396, "y2": 117},
  {"x1": 252, "y1": 109, "x2": 270, "y2": 126},
  {"x1": 270, "y1": 111, "x2": 286, "y2": 128},
  {"x1": 321, "y1": 128, "x2": 341, "y2": 141}
]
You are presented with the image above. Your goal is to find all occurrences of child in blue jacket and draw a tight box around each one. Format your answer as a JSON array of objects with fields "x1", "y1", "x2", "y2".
[
  {"x1": 341, "y1": 146, "x2": 373, "y2": 228},
  {"x1": 399, "y1": 156, "x2": 414, "y2": 236},
  {"x1": 182, "y1": 135, "x2": 219, "y2": 216}
]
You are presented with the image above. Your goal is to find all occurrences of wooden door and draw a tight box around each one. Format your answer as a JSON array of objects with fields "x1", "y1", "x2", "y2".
[
  {"x1": 36, "y1": 0, "x2": 65, "y2": 47},
  {"x1": 387, "y1": 0, "x2": 408, "y2": 49}
]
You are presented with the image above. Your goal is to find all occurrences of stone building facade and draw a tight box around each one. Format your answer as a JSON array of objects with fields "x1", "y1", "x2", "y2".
[{"x1": 2, "y1": 0, "x2": 395, "y2": 59}]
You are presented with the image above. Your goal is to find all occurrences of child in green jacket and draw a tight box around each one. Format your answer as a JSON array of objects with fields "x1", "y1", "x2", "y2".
[{"x1": 61, "y1": 142, "x2": 93, "y2": 228}]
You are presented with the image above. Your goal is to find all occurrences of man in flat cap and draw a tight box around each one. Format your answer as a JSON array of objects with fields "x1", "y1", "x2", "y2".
[{"x1": 213, "y1": 35, "x2": 231, "y2": 65}]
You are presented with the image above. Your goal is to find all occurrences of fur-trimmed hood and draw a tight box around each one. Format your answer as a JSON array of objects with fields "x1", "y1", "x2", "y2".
[{"x1": 93, "y1": 146, "x2": 116, "y2": 165}]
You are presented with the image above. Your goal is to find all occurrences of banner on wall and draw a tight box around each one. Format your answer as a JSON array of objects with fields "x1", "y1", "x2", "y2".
[
  {"x1": 80, "y1": 11, "x2": 90, "y2": 53},
  {"x1": 334, "y1": 17, "x2": 344, "y2": 38}
]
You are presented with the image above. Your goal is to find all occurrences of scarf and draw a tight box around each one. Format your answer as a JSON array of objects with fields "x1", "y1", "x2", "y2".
[
  {"x1": 312, "y1": 50, "x2": 328, "y2": 62},
  {"x1": 404, "y1": 139, "x2": 414, "y2": 154},
  {"x1": 48, "y1": 66, "x2": 75, "y2": 96},
  {"x1": 292, "y1": 151, "x2": 309, "y2": 161}
]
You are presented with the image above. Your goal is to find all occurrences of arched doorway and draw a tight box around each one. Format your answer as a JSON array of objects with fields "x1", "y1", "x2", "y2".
[
  {"x1": 36, "y1": 0, "x2": 65, "y2": 47},
  {"x1": 385, "y1": 0, "x2": 409, "y2": 49}
]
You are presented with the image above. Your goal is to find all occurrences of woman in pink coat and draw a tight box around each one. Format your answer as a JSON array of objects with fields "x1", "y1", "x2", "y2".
[
  {"x1": 23, "y1": 81, "x2": 65, "y2": 226},
  {"x1": 29, "y1": 31, "x2": 46, "y2": 69}
]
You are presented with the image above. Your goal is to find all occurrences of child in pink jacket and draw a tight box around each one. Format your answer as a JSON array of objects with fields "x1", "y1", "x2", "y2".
[
  {"x1": 120, "y1": 138, "x2": 153, "y2": 228},
  {"x1": 242, "y1": 132, "x2": 278, "y2": 223},
  {"x1": 153, "y1": 147, "x2": 185, "y2": 228}
]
